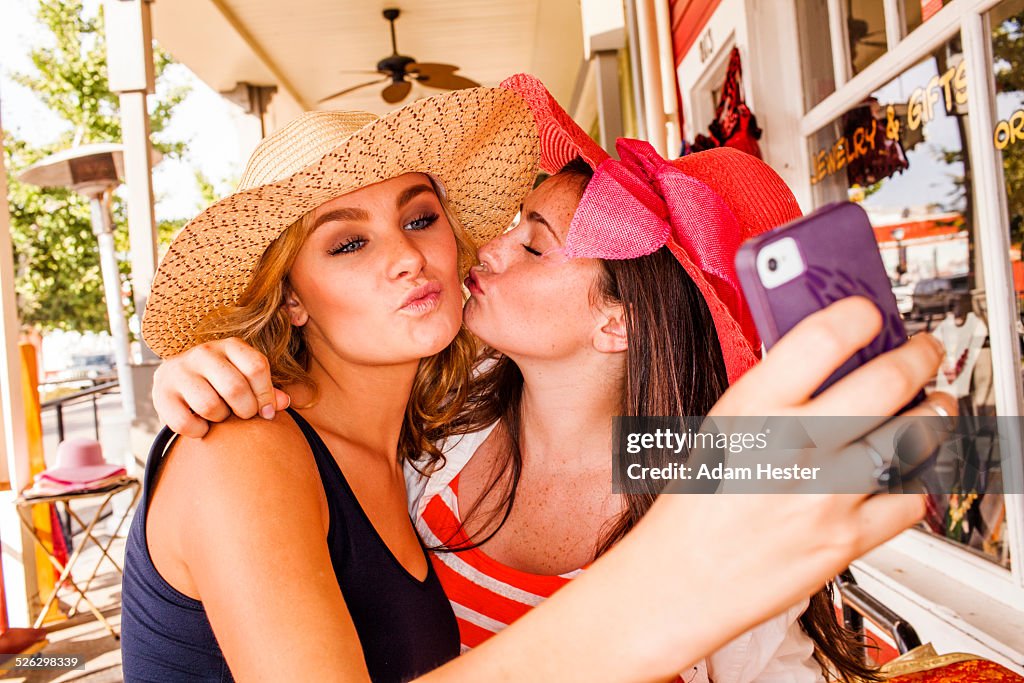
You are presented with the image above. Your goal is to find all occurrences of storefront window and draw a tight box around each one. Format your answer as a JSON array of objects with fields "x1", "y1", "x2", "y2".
[
  {"x1": 797, "y1": 0, "x2": 836, "y2": 110},
  {"x1": 807, "y1": 35, "x2": 1012, "y2": 568},
  {"x1": 847, "y1": 0, "x2": 888, "y2": 75},
  {"x1": 991, "y1": 0, "x2": 1024, "y2": 340},
  {"x1": 904, "y1": 0, "x2": 951, "y2": 35}
]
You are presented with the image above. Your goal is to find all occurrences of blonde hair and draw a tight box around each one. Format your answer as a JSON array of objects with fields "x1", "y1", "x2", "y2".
[{"x1": 196, "y1": 178, "x2": 479, "y2": 466}]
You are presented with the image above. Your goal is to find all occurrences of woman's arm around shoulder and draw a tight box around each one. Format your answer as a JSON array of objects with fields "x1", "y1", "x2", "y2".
[{"x1": 147, "y1": 413, "x2": 370, "y2": 682}]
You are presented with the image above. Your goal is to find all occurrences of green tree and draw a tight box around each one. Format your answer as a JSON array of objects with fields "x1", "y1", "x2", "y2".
[{"x1": 3, "y1": 0, "x2": 189, "y2": 333}]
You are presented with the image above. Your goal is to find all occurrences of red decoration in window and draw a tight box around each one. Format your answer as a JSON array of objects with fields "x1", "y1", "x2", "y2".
[{"x1": 686, "y1": 47, "x2": 763, "y2": 159}]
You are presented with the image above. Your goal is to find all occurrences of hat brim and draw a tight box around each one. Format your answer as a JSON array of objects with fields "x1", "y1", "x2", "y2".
[
  {"x1": 40, "y1": 464, "x2": 125, "y2": 486},
  {"x1": 500, "y1": 73, "x2": 609, "y2": 173},
  {"x1": 667, "y1": 147, "x2": 803, "y2": 381},
  {"x1": 143, "y1": 86, "x2": 540, "y2": 359}
]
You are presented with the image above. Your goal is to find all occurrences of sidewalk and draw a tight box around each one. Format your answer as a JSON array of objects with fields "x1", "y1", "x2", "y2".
[{"x1": 3, "y1": 511, "x2": 131, "y2": 682}]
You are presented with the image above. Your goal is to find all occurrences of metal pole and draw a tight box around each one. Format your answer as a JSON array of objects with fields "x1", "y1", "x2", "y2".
[
  {"x1": 88, "y1": 191, "x2": 136, "y2": 420},
  {"x1": 92, "y1": 394, "x2": 99, "y2": 440},
  {"x1": 56, "y1": 404, "x2": 65, "y2": 443}
]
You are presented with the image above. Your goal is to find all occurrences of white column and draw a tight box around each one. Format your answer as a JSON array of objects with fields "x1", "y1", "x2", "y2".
[
  {"x1": 634, "y1": 0, "x2": 668, "y2": 156},
  {"x1": 118, "y1": 90, "x2": 158, "y2": 349},
  {"x1": 104, "y1": 0, "x2": 158, "y2": 361},
  {"x1": 623, "y1": 0, "x2": 648, "y2": 141},
  {"x1": 652, "y1": 0, "x2": 681, "y2": 157},
  {"x1": 594, "y1": 51, "x2": 625, "y2": 151},
  {"x1": 883, "y1": 0, "x2": 906, "y2": 50},
  {"x1": 826, "y1": 0, "x2": 851, "y2": 88},
  {"x1": 0, "y1": 91, "x2": 37, "y2": 626}
]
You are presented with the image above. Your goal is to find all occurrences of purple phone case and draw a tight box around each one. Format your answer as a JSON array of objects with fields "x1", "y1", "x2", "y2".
[{"x1": 735, "y1": 202, "x2": 912, "y2": 397}]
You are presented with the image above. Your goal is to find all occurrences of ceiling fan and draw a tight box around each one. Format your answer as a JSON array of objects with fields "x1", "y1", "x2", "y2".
[{"x1": 319, "y1": 8, "x2": 482, "y2": 105}]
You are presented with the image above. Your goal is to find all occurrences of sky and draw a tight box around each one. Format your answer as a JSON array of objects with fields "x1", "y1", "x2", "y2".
[
  {"x1": 0, "y1": 0, "x2": 250, "y2": 223},
  {"x1": 861, "y1": 58, "x2": 965, "y2": 213}
]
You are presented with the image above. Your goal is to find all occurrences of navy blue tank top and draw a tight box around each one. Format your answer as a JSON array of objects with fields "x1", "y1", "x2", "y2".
[{"x1": 121, "y1": 409, "x2": 460, "y2": 682}]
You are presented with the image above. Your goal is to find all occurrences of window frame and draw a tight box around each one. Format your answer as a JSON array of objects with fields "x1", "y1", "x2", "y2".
[{"x1": 800, "y1": 0, "x2": 1024, "y2": 603}]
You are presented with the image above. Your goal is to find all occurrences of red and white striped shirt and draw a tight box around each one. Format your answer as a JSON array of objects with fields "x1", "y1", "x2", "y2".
[
  {"x1": 419, "y1": 470, "x2": 582, "y2": 650},
  {"x1": 408, "y1": 425, "x2": 822, "y2": 683}
]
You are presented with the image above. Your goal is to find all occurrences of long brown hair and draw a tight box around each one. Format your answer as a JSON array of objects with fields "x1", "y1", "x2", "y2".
[
  {"x1": 196, "y1": 177, "x2": 479, "y2": 466},
  {"x1": 445, "y1": 158, "x2": 880, "y2": 682}
]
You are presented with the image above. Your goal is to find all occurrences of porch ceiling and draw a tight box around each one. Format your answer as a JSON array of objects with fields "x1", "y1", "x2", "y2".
[{"x1": 151, "y1": 0, "x2": 584, "y2": 116}]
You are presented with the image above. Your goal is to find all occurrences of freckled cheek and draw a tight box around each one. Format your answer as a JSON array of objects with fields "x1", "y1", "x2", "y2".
[
  {"x1": 305, "y1": 272, "x2": 377, "y2": 323},
  {"x1": 427, "y1": 230, "x2": 459, "y2": 276}
]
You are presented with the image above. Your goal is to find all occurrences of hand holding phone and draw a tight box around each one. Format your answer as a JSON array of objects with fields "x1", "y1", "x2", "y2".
[
  {"x1": 736, "y1": 201, "x2": 921, "y2": 404},
  {"x1": 735, "y1": 201, "x2": 940, "y2": 487}
]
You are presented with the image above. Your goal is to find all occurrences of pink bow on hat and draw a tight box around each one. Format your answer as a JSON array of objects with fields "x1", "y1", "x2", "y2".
[{"x1": 565, "y1": 138, "x2": 753, "y2": 382}]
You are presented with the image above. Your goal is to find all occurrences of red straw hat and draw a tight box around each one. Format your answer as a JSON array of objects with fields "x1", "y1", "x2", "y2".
[{"x1": 500, "y1": 74, "x2": 803, "y2": 382}]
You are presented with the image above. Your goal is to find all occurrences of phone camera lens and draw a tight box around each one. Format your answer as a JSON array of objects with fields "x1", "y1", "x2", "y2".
[{"x1": 767, "y1": 258, "x2": 779, "y2": 272}]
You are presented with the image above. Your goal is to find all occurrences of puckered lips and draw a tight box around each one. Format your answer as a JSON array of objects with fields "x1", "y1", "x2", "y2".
[
  {"x1": 399, "y1": 281, "x2": 442, "y2": 313},
  {"x1": 464, "y1": 268, "x2": 485, "y2": 296}
]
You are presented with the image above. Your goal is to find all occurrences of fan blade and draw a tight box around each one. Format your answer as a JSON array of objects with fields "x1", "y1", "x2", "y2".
[
  {"x1": 409, "y1": 63, "x2": 481, "y2": 90},
  {"x1": 338, "y1": 69, "x2": 387, "y2": 75},
  {"x1": 318, "y1": 77, "x2": 389, "y2": 103},
  {"x1": 417, "y1": 72, "x2": 481, "y2": 91},
  {"x1": 382, "y1": 79, "x2": 412, "y2": 104},
  {"x1": 407, "y1": 62, "x2": 459, "y2": 77}
]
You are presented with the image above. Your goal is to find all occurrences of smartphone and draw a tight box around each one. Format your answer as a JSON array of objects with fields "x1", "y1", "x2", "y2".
[{"x1": 735, "y1": 201, "x2": 921, "y2": 404}]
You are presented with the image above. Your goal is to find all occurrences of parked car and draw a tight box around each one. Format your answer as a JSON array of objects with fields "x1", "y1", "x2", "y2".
[
  {"x1": 908, "y1": 275, "x2": 970, "y2": 319},
  {"x1": 64, "y1": 351, "x2": 116, "y2": 381}
]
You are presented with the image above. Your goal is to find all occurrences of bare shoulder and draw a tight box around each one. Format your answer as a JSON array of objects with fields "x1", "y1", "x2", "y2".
[
  {"x1": 170, "y1": 413, "x2": 318, "y2": 485},
  {"x1": 153, "y1": 412, "x2": 326, "y2": 532}
]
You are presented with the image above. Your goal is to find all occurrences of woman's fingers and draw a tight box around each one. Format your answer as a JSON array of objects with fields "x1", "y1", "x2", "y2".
[
  {"x1": 152, "y1": 338, "x2": 277, "y2": 427},
  {"x1": 220, "y1": 338, "x2": 277, "y2": 419},
  {"x1": 199, "y1": 353, "x2": 262, "y2": 419},
  {"x1": 179, "y1": 377, "x2": 233, "y2": 423},
  {"x1": 151, "y1": 336, "x2": 285, "y2": 436},
  {"x1": 151, "y1": 384, "x2": 211, "y2": 438},
  {"x1": 815, "y1": 391, "x2": 959, "y2": 493},
  {"x1": 923, "y1": 390, "x2": 957, "y2": 421},
  {"x1": 152, "y1": 361, "x2": 213, "y2": 437},
  {"x1": 806, "y1": 332, "x2": 944, "y2": 417},
  {"x1": 717, "y1": 297, "x2": 882, "y2": 413},
  {"x1": 273, "y1": 388, "x2": 292, "y2": 412},
  {"x1": 852, "y1": 492, "x2": 927, "y2": 554}
]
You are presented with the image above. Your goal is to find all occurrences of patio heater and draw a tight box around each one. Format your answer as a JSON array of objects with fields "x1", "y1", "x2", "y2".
[{"x1": 18, "y1": 143, "x2": 161, "y2": 420}]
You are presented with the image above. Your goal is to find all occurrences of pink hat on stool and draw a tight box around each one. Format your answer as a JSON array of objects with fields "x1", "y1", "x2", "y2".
[{"x1": 41, "y1": 438, "x2": 125, "y2": 486}]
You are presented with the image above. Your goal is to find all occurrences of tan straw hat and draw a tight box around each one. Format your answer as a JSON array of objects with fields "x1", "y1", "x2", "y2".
[{"x1": 143, "y1": 87, "x2": 539, "y2": 358}]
